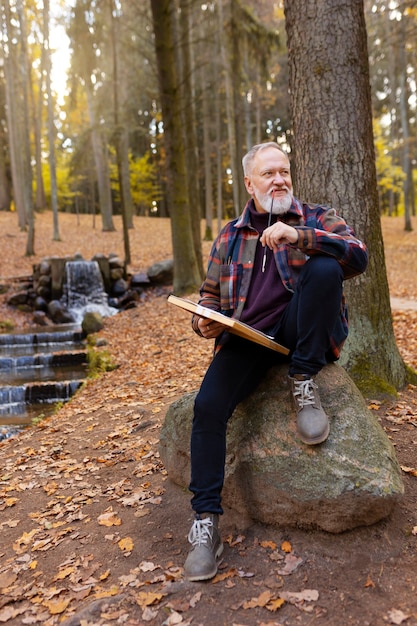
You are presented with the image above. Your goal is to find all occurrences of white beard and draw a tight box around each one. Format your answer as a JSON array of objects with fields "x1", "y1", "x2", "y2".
[{"x1": 253, "y1": 187, "x2": 293, "y2": 215}]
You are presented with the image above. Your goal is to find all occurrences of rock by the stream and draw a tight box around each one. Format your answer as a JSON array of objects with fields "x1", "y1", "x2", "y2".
[
  {"x1": 159, "y1": 363, "x2": 404, "y2": 533},
  {"x1": 147, "y1": 259, "x2": 174, "y2": 285},
  {"x1": 82, "y1": 311, "x2": 104, "y2": 335}
]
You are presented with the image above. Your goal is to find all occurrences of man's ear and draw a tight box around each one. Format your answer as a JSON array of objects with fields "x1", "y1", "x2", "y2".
[{"x1": 244, "y1": 176, "x2": 253, "y2": 195}]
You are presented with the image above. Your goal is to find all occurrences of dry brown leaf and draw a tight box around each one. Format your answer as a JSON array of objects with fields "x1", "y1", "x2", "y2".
[
  {"x1": 387, "y1": 609, "x2": 411, "y2": 625},
  {"x1": 53, "y1": 566, "x2": 76, "y2": 581},
  {"x1": 136, "y1": 591, "x2": 165, "y2": 608},
  {"x1": 99, "y1": 569, "x2": 111, "y2": 581},
  {"x1": 98, "y1": 509, "x2": 122, "y2": 527},
  {"x1": 276, "y1": 553, "x2": 303, "y2": 575},
  {"x1": 281, "y1": 589, "x2": 319, "y2": 603},
  {"x1": 401, "y1": 466, "x2": 417, "y2": 477},
  {"x1": 118, "y1": 536, "x2": 134, "y2": 552},
  {"x1": 266, "y1": 597, "x2": 285, "y2": 612},
  {"x1": 0, "y1": 570, "x2": 17, "y2": 588},
  {"x1": 212, "y1": 568, "x2": 238, "y2": 584},
  {"x1": 243, "y1": 590, "x2": 274, "y2": 609},
  {"x1": 4, "y1": 497, "x2": 18, "y2": 507},
  {"x1": 94, "y1": 585, "x2": 120, "y2": 598},
  {"x1": 43, "y1": 597, "x2": 71, "y2": 615}
]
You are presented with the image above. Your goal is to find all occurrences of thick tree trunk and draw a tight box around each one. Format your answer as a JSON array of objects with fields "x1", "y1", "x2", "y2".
[
  {"x1": 150, "y1": 0, "x2": 203, "y2": 294},
  {"x1": 284, "y1": 0, "x2": 408, "y2": 393},
  {"x1": 218, "y1": 0, "x2": 240, "y2": 217},
  {"x1": 178, "y1": 0, "x2": 204, "y2": 277},
  {"x1": 2, "y1": 0, "x2": 27, "y2": 229}
]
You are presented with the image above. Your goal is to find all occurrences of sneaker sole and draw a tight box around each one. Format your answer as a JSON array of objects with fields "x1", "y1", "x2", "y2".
[{"x1": 185, "y1": 543, "x2": 224, "y2": 582}]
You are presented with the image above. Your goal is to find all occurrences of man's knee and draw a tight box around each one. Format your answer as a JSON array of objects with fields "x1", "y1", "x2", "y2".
[{"x1": 303, "y1": 256, "x2": 343, "y2": 284}]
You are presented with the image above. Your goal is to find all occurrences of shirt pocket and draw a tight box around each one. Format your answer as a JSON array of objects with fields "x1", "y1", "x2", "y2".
[{"x1": 219, "y1": 263, "x2": 243, "y2": 312}]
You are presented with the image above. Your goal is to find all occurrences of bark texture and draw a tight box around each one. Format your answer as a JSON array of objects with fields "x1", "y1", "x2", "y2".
[{"x1": 284, "y1": 0, "x2": 407, "y2": 392}]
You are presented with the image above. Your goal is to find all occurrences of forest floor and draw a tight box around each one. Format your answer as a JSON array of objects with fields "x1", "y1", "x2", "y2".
[{"x1": 0, "y1": 212, "x2": 416, "y2": 626}]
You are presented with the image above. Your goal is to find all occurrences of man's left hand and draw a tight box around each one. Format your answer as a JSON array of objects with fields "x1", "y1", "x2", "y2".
[{"x1": 260, "y1": 222, "x2": 298, "y2": 252}]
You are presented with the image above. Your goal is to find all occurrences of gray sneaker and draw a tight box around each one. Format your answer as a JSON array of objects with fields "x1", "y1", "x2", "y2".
[
  {"x1": 184, "y1": 513, "x2": 223, "y2": 581},
  {"x1": 289, "y1": 374, "x2": 330, "y2": 445}
]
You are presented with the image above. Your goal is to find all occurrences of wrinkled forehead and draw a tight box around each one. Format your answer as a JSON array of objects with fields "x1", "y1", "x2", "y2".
[{"x1": 252, "y1": 148, "x2": 290, "y2": 173}]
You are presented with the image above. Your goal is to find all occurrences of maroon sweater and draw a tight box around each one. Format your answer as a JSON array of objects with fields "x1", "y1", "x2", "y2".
[{"x1": 239, "y1": 206, "x2": 292, "y2": 333}]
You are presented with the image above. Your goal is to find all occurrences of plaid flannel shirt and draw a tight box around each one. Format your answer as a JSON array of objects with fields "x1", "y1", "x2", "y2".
[{"x1": 193, "y1": 198, "x2": 368, "y2": 358}]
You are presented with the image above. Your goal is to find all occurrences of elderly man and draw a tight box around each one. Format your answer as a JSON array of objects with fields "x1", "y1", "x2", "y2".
[{"x1": 184, "y1": 142, "x2": 368, "y2": 581}]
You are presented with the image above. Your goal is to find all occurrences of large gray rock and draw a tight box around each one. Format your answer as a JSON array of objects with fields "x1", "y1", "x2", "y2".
[
  {"x1": 159, "y1": 364, "x2": 404, "y2": 533},
  {"x1": 147, "y1": 259, "x2": 174, "y2": 285}
]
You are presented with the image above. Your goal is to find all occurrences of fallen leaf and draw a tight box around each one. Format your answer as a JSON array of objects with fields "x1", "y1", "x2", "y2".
[
  {"x1": 387, "y1": 608, "x2": 410, "y2": 624},
  {"x1": 281, "y1": 589, "x2": 319, "y2": 603},
  {"x1": 43, "y1": 597, "x2": 70, "y2": 615},
  {"x1": 276, "y1": 553, "x2": 303, "y2": 575},
  {"x1": 212, "y1": 568, "x2": 238, "y2": 583},
  {"x1": 163, "y1": 611, "x2": 183, "y2": 625},
  {"x1": 5, "y1": 497, "x2": 18, "y2": 507},
  {"x1": 243, "y1": 590, "x2": 274, "y2": 609},
  {"x1": 139, "y1": 561, "x2": 157, "y2": 572},
  {"x1": 98, "y1": 509, "x2": 122, "y2": 526},
  {"x1": 365, "y1": 575, "x2": 375, "y2": 588},
  {"x1": 53, "y1": 566, "x2": 76, "y2": 581},
  {"x1": 118, "y1": 536, "x2": 134, "y2": 552},
  {"x1": 260, "y1": 540, "x2": 277, "y2": 550},
  {"x1": 136, "y1": 591, "x2": 165, "y2": 608},
  {"x1": 189, "y1": 591, "x2": 202, "y2": 607},
  {"x1": 0, "y1": 570, "x2": 17, "y2": 588},
  {"x1": 401, "y1": 466, "x2": 417, "y2": 477},
  {"x1": 142, "y1": 607, "x2": 159, "y2": 621},
  {"x1": 266, "y1": 597, "x2": 285, "y2": 612},
  {"x1": 94, "y1": 585, "x2": 120, "y2": 598}
]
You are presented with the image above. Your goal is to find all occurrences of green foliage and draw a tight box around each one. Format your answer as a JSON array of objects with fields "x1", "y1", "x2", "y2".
[
  {"x1": 40, "y1": 149, "x2": 78, "y2": 212},
  {"x1": 0, "y1": 320, "x2": 14, "y2": 333},
  {"x1": 86, "y1": 341, "x2": 118, "y2": 378},
  {"x1": 373, "y1": 118, "x2": 405, "y2": 212},
  {"x1": 108, "y1": 149, "x2": 162, "y2": 214},
  {"x1": 31, "y1": 413, "x2": 46, "y2": 426}
]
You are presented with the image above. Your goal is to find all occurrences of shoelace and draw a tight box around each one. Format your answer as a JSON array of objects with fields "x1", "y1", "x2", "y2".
[
  {"x1": 188, "y1": 517, "x2": 214, "y2": 547},
  {"x1": 293, "y1": 378, "x2": 318, "y2": 408}
]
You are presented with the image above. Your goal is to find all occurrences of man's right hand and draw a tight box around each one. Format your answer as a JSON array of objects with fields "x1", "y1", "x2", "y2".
[{"x1": 197, "y1": 316, "x2": 224, "y2": 339}]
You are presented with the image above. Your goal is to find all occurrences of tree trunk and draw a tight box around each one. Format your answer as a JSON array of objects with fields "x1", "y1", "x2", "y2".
[
  {"x1": 397, "y1": 16, "x2": 413, "y2": 232},
  {"x1": 85, "y1": 82, "x2": 115, "y2": 232},
  {"x1": 109, "y1": 0, "x2": 130, "y2": 262},
  {"x1": 178, "y1": 0, "x2": 204, "y2": 277},
  {"x1": 284, "y1": 0, "x2": 408, "y2": 394},
  {"x1": 218, "y1": 0, "x2": 240, "y2": 217},
  {"x1": 43, "y1": 0, "x2": 60, "y2": 241},
  {"x1": 2, "y1": 0, "x2": 27, "y2": 229},
  {"x1": 150, "y1": 0, "x2": 203, "y2": 295},
  {"x1": 15, "y1": 0, "x2": 34, "y2": 255},
  {"x1": 0, "y1": 90, "x2": 11, "y2": 211}
]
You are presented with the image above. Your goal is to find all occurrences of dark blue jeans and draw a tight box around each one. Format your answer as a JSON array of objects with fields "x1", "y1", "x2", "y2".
[{"x1": 189, "y1": 256, "x2": 344, "y2": 514}]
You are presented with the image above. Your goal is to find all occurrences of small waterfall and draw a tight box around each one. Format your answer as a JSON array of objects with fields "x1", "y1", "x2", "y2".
[
  {"x1": 62, "y1": 260, "x2": 118, "y2": 324},
  {"x1": 0, "y1": 326, "x2": 87, "y2": 439}
]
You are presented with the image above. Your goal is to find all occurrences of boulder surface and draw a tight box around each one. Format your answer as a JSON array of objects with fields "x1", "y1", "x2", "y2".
[{"x1": 159, "y1": 364, "x2": 404, "y2": 532}]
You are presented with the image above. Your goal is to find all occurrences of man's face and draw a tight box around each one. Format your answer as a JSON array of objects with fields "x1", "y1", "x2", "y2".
[{"x1": 244, "y1": 147, "x2": 293, "y2": 214}]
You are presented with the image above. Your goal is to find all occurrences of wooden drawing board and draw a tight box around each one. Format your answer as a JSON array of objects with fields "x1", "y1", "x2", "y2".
[{"x1": 168, "y1": 295, "x2": 289, "y2": 355}]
